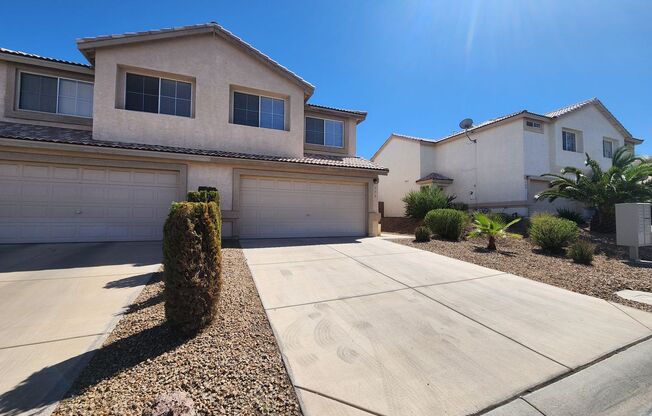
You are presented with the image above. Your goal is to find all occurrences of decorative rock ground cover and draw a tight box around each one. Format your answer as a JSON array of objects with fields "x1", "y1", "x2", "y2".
[{"x1": 53, "y1": 243, "x2": 301, "y2": 415}]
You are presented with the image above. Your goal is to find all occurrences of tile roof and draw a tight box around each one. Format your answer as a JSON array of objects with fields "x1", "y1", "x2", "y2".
[
  {"x1": 0, "y1": 121, "x2": 386, "y2": 172},
  {"x1": 545, "y1": 97, "x2": 598, "y2": 118},
  {"x1": 76, "y1": 22, "x2": 314, "y2": 94},
  {"x1": 393, "y1": 110, "x2": 529, "y2": 144},
  {"x1": 306, "y1": 103, "x2": 367, "y2": 117},
  {"x1": 0, "y1": 47, "x2": 91, "y2": 68},
  {"x1": 393, "y1": 97, "x2": 643, "y2": 146},
  {"x1": 416, "y1": 172, "x2": 453, "y2": 182}
]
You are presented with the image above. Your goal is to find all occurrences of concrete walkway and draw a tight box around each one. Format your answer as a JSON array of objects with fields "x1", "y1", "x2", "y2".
[
  {"x1": 0, "y1": 242, "x2": 161, "y2": 416},
  {"x1": 242, "y1": 237, "x2": 652, "y2": 416}
]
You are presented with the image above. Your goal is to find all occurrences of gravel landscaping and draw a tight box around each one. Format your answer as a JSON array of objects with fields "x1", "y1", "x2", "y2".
[
  {"x1": 53, "y1": 242, "x2": 301, "y2": 416},
  {"x1": 393, "y1": 232, "x2": 652, "y2": 313}
]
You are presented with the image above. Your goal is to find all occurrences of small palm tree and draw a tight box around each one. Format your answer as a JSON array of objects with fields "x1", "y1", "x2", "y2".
[
  {"x1": 536, "y1": 146, "x2": 652, "y2": 232},
  {"x1": 468, "y1": 213, "x2": 521, "y2": 251}
]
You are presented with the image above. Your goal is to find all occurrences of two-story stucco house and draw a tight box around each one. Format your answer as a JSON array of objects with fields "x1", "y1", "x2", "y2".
[
  {"x1": 0, "y1": 23, "x2": 387, "y2": 243},
  {"x1": 372, "y1": 98, "x2": 643, "y2": 218}
]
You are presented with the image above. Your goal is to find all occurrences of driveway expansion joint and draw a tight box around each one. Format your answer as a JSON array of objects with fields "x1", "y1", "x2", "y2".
[
  {"x1": 607, "y1": 301, "x2": 652, "y2": 331},
  {"x1": 475, "y1": 334, "x2": 652, "y2": 415},
  {"x1": 295, "y1": 385, "x2": 386, "y2": 416},
  {"x1": 0, "y1": 332, "x2": 109, "y2": 351}
]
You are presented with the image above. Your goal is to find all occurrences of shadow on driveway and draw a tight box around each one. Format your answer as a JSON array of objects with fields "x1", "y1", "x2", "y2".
[
  {"x1": 0, "y1": 321, "x2": 184, "y2": 416},
  {"x1": 0, "y1": 241, "x2": 162, "y2": 273}
]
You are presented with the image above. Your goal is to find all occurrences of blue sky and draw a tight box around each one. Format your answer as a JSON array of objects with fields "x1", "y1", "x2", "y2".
[{"x1": 2, "y1": 0, "x2": 651, "y2": 157}]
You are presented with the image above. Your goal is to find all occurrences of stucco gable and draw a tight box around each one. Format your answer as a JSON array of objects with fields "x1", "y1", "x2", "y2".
[
  {"x1": 77, "y1": 22, "x2": 314, "y2": 98},
  {"x1": 547, "y1": 98, "x2": 642, "y2": 144},
  {"x1": 371, "y1": 133, "x2": 428, "y2": 161}
]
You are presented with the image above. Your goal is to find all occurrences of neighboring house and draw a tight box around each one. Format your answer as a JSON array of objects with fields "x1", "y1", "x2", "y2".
[
  {"x1": 0, "y1": 23, "x2": 387, "y2": 243},
  {"x1": 372, "y1": 98, "x2": 643, "y2": 218}
]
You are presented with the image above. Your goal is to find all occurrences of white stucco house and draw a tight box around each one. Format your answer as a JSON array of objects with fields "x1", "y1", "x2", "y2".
[
  {"x1": 0, "y1": 22, "x2": 387, "y2": 243},
  {"x1": 372, "y1": 98, "x2": 643, "y2": 218}
]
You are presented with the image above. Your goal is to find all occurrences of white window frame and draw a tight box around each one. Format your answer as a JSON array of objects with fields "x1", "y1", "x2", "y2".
[
  {"x1": 123, "y1": 72, "x2": 193, "y2": 118},
  {"x1": 17, "y1": 70, "x2": 94, "y2": 119},
  {"x1": 305, "y1": 116, "x2": 345, "y2": 148},
  {"x1": 562, "y1": 130, "x2": 577, "y2": 152},
  {"x1": 232, "y1": 90, "x2": 285, "y2": 130}
]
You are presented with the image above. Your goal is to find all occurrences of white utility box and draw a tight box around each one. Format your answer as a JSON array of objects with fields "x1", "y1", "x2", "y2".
[{"x1": 615, "y1": 203, "x2": 652, "y2": 260}]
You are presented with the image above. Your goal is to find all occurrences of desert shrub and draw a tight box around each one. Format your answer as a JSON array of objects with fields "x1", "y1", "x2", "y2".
[
  {"x1": 529, "y1": 213, "x2": 579, "y2": 252},
  {"x1": 468, "y1": 213, "x2": 521, "y2": 251},
  {"x1": 163, "y1": 200, "x2": 222, "y2": 336},
  {"x1": 187, "y1": 187, "x2": 220, "y2": 203},
  {"x1": 414, "y1": 226, "x2": 431, "y2": 242},
  {"x1": 556, "y1": 208, "x2": 585, "y2": 225},
  {"x1": 567, "y1": 240, "x2": 595, "y2": 265},
  {"x1": 424, "y1": 208, "x2": 469, "y2": 241},
  {"x1": 402, "y1": 187, "x2": 453, "y2": 219},
  {"x1": 487, "y1": 212, "x2": 519, "y2": 226},
  {"x1": 449, "y1": 202, "x2": 469, "y2": 212}
]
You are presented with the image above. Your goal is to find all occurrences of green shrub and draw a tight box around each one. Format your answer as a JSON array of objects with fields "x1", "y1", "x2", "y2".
[
  {"x1": 529, "y1": 213, "x2": 579, "y2": 252},
  {"x1": 163, "y1": 201, "x2": 222, "y2": 336},
  {"x1": 556, "y1": 208, "x2": 585, "y2": 225},
  {"x1": 414, "y1": 226, "x2": 431, "y2": 242},
  {"x1": 424, "y1": 208, "x2": 469, "y2": 241},
  {"x1": 567, "y1": 240, "x2": 595, "y2": 265},
  {"x1": 187, "y1": 187, "x2": 220, "y2": 203},
  {"x1": 402, "y1": 187, "x2": 453, "y2": 219},
  {"x1": 449, "y1": 202, "x2": 469, "y2": 212}
]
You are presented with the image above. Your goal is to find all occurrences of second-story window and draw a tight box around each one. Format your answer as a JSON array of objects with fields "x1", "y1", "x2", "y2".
[
  {"x1": 18, "y1": 72, "x2": 93, "y2": 118},
  {"x1": 232, "y1": 91, "x2": 285, "y2": 130},
  {"x1": 305, "y1": 117, "x2": 344, "y2": 148},
  {"x1": 603, "y1": 139, "x2": 614, "y2": 158},
  {"x1": 562, "y1": 130, "x2": 577, "y2": 152},
  {"x1": 125, "y1": 73, "x2": 191, "y2": 117}
]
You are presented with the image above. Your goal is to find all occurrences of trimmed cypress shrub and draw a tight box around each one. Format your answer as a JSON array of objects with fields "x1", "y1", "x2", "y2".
[
  {"x1": 414, "y1": 226, "x2": 431, "y2": 242},
  {"x1": 424, "y1": 208, "x2": 469, "y2": 241},
  {"x1": 163, "y1": 200, "x2": 222, "y2": 336},
  {"x1": 567, "y1": 240, "x2": 595, "y2": 265},
  {"x1": 529, "y1": 213, "x2": 579, "y2": 252},
  {"x1": 187, "y1": 188, "x2": 220, "y2": 203}
]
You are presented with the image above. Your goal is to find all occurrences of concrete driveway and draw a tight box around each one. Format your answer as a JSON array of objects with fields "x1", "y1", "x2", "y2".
[
  {"x1": 0, "y1": 242, "x2": 161, "y2": 416},
  {"x1": 242, "y1": 237, "x2": 652, "y2": 416}
]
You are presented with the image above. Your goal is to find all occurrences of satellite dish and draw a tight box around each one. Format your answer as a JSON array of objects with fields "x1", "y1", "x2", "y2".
[{"x1": 459, "y1": 118, "x2": 474, "y2": 130}]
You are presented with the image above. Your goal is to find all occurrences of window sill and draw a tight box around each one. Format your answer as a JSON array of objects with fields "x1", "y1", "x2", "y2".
[
  {"x1": 5, "y1": 108, "x2": 92, "y2": 126},
  {"x1": 305, "y1": 142, "x2": 347, "y2": 154},
  {"x1": 229, "y1": 121, "x2": 288, "y2": 132},
  {"x1": 116, "y1": 107, "x2": 194, "y2": 119}
]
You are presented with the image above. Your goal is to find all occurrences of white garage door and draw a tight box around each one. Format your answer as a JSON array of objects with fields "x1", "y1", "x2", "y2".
[
  {"x1": 239, "y1": 176, "x2": 367, "y2": 238},
  {"x1": 0, "y1": 160, "x2": 182, "y2": 243}
]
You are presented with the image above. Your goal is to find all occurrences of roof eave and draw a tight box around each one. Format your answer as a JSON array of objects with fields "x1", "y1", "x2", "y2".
[
  {"x1": 77, "y1": 23, "x2": 315, "y2": 98},
  {"x1": 0, "y1": 50, "x2": 94, "y2": 75},
  {"x1": 305, "y1": 104, "x2": 367, "y2": 123}
]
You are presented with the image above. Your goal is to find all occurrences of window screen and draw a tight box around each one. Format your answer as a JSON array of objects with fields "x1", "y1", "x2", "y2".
[{"x1": 305, "y1": 117, "x2": 343, "y2": 147}]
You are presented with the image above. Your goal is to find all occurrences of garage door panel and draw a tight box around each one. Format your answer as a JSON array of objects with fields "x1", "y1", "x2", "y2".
[
  {"x1": 23, "y1": 165, "x2": 49, "y2": 178},
  {"x1": 80, "y1": 168, "x2": 105, "y2": 182},
  {"x1": 0, "y1": 160, "x2": 181, "y2": 243},
  {"x1": 0, "y1": 162, "x2": 20, "y2": 176},
  {"x1": 239, "y1": 176, "x2": 366, "y2": 238}
]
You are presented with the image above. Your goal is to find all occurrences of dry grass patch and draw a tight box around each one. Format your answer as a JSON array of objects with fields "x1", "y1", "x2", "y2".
[{"x1": 53, "y1": 243, "x2": 300, "y2": 416}]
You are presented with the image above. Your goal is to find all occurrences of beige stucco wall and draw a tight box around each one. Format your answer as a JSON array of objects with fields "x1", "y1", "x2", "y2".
[
  {"x1": 427, "y1": 119, "x2": 526, "y2": 207},
  {"x1": 91, "y1": 34, "x2": 307, "y2": 157},
  {"x1": 373, "y1": 136, "x2": 422, "y2": 217}
]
